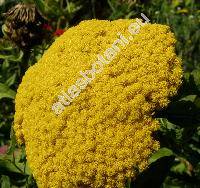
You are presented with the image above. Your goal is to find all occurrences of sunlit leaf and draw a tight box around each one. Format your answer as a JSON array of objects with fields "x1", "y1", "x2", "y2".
[
  {"x1": 0, "y1": 83, "x2": 16, "y2": 100},
  {"x1": 149, "y1": 148, "x2": 174, "y2": 164}
]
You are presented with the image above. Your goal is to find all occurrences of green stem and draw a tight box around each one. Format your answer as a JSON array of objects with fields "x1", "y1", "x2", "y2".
[{"x1": 20, "y1": 49, "x2": 31, "y2": 76}]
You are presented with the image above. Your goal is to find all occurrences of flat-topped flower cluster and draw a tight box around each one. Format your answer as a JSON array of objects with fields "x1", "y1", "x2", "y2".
[{"x1": 14, "y1": 18, "x2": 182, "y2": 188}]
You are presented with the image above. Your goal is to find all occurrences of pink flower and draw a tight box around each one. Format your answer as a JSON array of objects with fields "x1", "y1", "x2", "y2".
[
  {"x1": 0, "y1": 145, "x2": 8, "y2": 155},
  {"x1": 54, "y1": 29, "x2": 65, "y2": 36}
]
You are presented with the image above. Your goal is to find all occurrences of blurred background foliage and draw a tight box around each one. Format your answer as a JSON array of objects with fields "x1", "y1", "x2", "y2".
[{"x1": 0, "y1": 0, "x2": 200, "y2": 187}]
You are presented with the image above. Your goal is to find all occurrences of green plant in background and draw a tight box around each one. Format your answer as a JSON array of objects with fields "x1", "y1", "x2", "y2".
[
  {"x1": 107, "y1": 0, "x2": 200, "y2": 71},
  {"x1": 146, "y1": 0, "x2": 200, "y2": 72},
  {"x1": 0, "y1": 0, "x2": 200, "y2": 187}
]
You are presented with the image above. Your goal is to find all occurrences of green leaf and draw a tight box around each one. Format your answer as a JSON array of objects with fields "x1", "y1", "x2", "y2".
[
  {"x1": 33, "y1": 0, "x2": 46, "y2": 15},
  {"x1": 19, "y1": 146, "x2": 26, "y2": 163},
  {"x1": 24, "y1": 161, "x2": 32, "y2": 176},
  {"x1": 33, "y1": 0, "x2": 56, "y2": 19},
  {"x1": 149, "y1": 148, "x2": 174, "y2": 164},
  {"x1": 194, "y1": 96, "x2": 200, "y2": 109},
  {"x1": 27, "y1": 174, "x2": 37, "y2": 187},
  {"x1": 180, "y1": 95, "x2": 197, "y2": 102},
  {"x1": 0, "y1": 83, "x2": 16, "y2": 100},
  {"x1": 1, "y1": 175, "x2": 11, "y2": 188},
  {"x1": 5, "y1": 73, "x2": 17, "y2": 87},
  {"x1": 171, "y1": 162, "x2": 187, "y2": 175},
  {"x1": 0, "y1": 50, "x2": 23, "y2": 62},
  {"x1": 0, "y1": 159, "x2": 22, "y2": 175},
  {"x1": 7, "y1": 127, "x2": 17, "y2": 155},
  {"x1": 191, "y1": 69, "x2": 200, "y2": 91},
  {"x1": 171, "y1": 157, "x2": 193, "y2": 176}
]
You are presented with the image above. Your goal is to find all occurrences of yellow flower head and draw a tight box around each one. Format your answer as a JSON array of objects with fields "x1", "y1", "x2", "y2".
[{"x1": 14, "y1": 19, "x2": 182, "y2": 188}]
